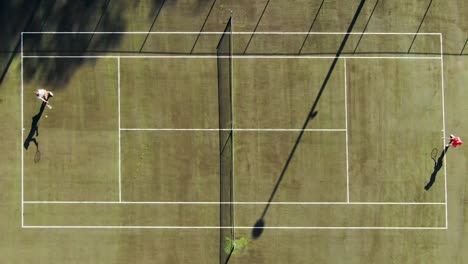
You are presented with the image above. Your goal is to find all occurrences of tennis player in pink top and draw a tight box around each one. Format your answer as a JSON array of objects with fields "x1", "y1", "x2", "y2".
[{"x1": 447, "y1": 134, "x2": 463, "y2": 148}]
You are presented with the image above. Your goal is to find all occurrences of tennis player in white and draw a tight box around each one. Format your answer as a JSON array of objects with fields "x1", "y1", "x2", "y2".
[{"x1": 35, "y1": 88, "x2": 54, "y2": 109}]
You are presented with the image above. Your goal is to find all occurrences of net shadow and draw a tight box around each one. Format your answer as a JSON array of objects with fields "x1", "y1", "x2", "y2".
[{"x1": 252, "y1": 0, "x2": 367, "y2": 239}]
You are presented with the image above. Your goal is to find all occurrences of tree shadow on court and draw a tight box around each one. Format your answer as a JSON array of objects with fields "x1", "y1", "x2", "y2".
[
  {"x1": 251, "y1": 0, "x2": 367, "y2": 240},
  {"x1": 424, "y1": 145, "x2": 449, "y2": 191},
  {"x1": 20, "y1": 0, "x2": 216, "y2": 87},
  {"x1": 23, "y1": 102, "x2": 46, "y2": 154},
  {"x1": 0, "y1": 0, "x2": 44, "y2": 85},
  {"x1": 0, "y1": 0, "x2": 130, "y2": 87},
  {"x1": 22, "y1": 0, "x2": 126, "y2": 88}
]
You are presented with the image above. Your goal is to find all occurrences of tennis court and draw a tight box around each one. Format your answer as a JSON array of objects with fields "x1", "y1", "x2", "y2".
[
  {"x1": 2, "y1": 0, "x2": 467, "y2": 263},
  {"x1": 21, "y1": 31, "x2": 446, "y2": 231}
]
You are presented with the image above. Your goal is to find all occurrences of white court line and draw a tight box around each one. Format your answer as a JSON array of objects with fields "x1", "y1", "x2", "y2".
[
  {"x1": 22, "y1": 55, "x2": 442, "y2": 60},
  {"x1": 120, "y1": 128, "x2": 346, "y2": 132},
  {"x1": 117, "y1": 57, "x2": 121, "y2": 202},
  {"x1": 22, "y1": 225, "x2": 447, "y2": 230},
  {"x1": 22, "y1": 31, "x2": 442, "y2": 35},
  {"x1": 21, "y1": 32, "x2": 24, "y2": 227},
  {"x1": 440, "y1": 34, "x2": 448, "y2": 229},
  {"x1": 23, "y1": 201, "x2": 446, "y2": 205},
  {"x1": 344, "y1": 58, "x2": 350, "y2": 203},
  {"x1": 23, "y1": 55, "x2": 119, "y2": 59}
]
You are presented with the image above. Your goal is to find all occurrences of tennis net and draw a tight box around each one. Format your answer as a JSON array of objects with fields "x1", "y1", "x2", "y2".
[{"x1": 217, "y1": 17, "x2": 234, "y2": 264}]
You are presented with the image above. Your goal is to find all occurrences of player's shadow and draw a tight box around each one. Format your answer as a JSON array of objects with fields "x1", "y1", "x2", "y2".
[
  {"x1": 425, "y1": 146, "x2": 449, "y2": 191},
  {"x1": 23, "y1": 102, "x2": 46, "y2": 151}
]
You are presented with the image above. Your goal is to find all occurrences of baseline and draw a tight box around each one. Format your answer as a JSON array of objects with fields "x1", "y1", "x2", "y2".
[
  {"x1": 440, "y1": 34, "x2": 448, "y2": 228},
  {"x1": 22, "y1": 55, "x2": 442, "y2": 59},
  {"x1": 22, "y1": 31, "x2": 442, "y2": 35},
  {"x1": 23, "y1": 201, "x2": 446, "y2": 205},
  {"x1": 22, "y1": 226, "x2": 447, "y2": 230},
  {"x1": 120, "y1": 128, "x2": 347, "y2": 132}
]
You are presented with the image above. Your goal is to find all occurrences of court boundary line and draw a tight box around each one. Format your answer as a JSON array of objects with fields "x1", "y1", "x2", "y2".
[
  {"x1": 20, "y1": 32, "x2": 447, "y2": 230},
  {"x1": 120, "y1": 128, "x2": 347, "y2": 132},
  {"x1": 22, "y1": 31, "x2": 442, "y2": 35},
  {"x1": 22, "y1": 55, "x2": 442, "y2": 60},
  {"x1": 117, "y1": 57, "x2": 121, "y2": 202},
  {"x1": 21, "y1": 33, "x2": 24, "y2": 227},
  {"x1": 440, "y1": 34, "x2": 448, "y2": 229},
  {"x1": 23, "y1": 201, "x2": 446, "y2": 205},
  {"x1": 22, "y1": 226, "x2": 447, "y2": 230},
  {"x1": 344, "y1": 58, "x2": 350, "y2": 203}
]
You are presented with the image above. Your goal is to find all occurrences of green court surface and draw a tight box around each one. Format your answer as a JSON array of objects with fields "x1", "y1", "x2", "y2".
[
  {"x1": 347, "y1": 59, "x2": 444, "y2": 202},
  {"x1": 23, "y1": 58, "x2": 119, "y2": 201},
  {"x1": 1, "y1": 0, "x2": 467, "y2": 263}
]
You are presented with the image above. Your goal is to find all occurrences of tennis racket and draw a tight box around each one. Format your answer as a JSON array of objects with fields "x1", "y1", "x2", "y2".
[
  {"x1": 430, "y1": 148, "x2": 438, "y2": 164},
  {"x1": 34, "y1": 149, "x2": 41, "y2": 163}
]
